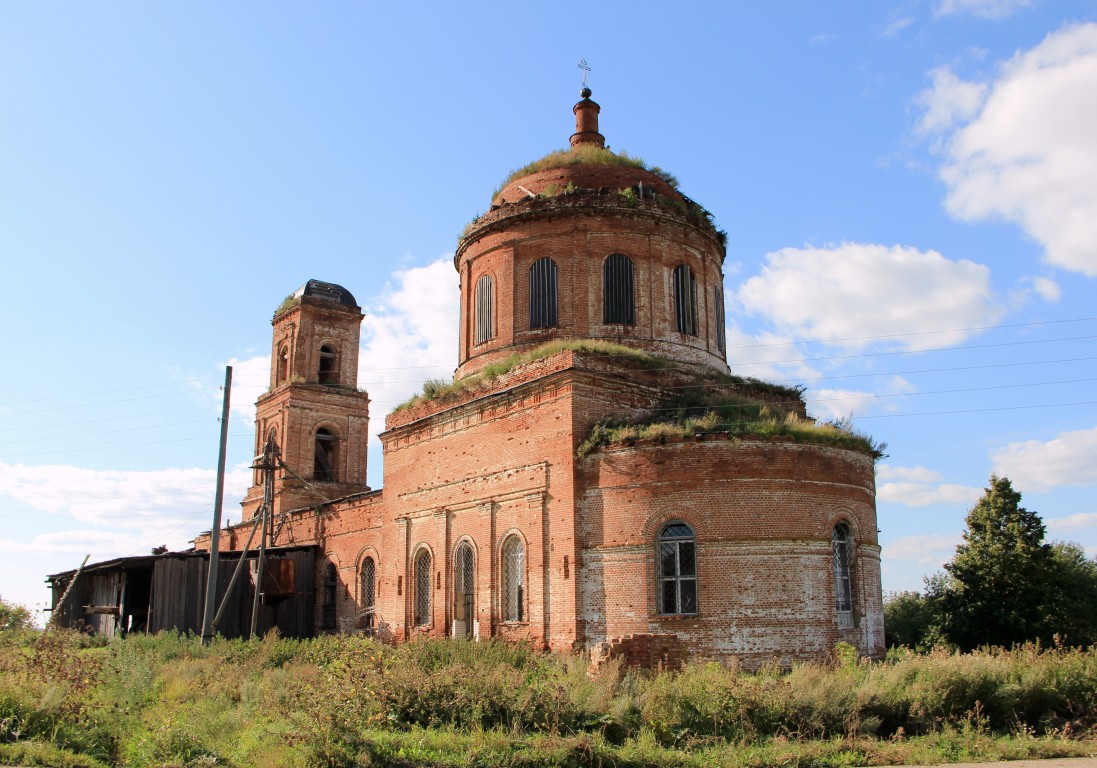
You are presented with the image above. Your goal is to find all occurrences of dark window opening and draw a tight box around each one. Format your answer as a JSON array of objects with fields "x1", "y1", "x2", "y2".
[
  {"x1": 603, "y1": 253, "x2": 636, "y2": 324},
  {"x1": 475, "y1": 274, "x2": 494, "y2": 345},
  {"x1": 714, "y1": 286, "x2": 726, "y2": 356},
  {"x1": 502, "y1": 535, "x2": 525, "y2": 622},
  {"x1": 414, "y1": 550, "x2": 432, "y2": 626},
  {"x1": 530, "y1": 257, "x2": 558, "y2": 329},
  {"x1": 314, "y1": 428, "x2": 337, "y2": 482},
  {"x1": 657, "y1": 522, "x2": 697, "y2": 615},
  {"x1": 833, "y1": 524, "x2": 854, "y2": 616},
  {"x1": 276, "y1": 345, "x2": 290, "y2": 385},
  {"x1": 322, "y1": 562, "x2": 338, "y2": 630},
  {"x1": 318, "y1": 344, "x2": 338, "y2": 385},
  {"x1": 673, "y1": 264, "x2": 697, "y2": 336}
]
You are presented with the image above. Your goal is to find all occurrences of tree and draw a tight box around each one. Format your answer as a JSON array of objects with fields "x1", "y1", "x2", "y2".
[
  {"x1": 0, "y1": 596, "x2": 34, "y2": 632},
  {"x1": 1042, "y1": 542, "x2": 1097, "y2": 646},
  {"x1": 883, "y1": 591, "x2": 935, "y2": 649},
  {"x1": 935, "y1": 476, "x2": 1049, "y2": 650}
]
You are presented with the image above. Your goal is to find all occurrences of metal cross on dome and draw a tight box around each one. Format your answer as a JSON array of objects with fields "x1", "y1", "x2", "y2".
[{"x1": 578, "y1": 58, "x2": 591, "y2": 87}]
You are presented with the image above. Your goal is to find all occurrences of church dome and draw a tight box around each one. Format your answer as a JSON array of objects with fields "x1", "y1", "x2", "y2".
[{"x1": 455, "y1": 89, "x2": 729, "y2": 381}]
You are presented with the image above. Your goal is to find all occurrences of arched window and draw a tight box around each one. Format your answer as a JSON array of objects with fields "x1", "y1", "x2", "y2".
[
  {"x1": 603, "y1": 253, "x2": 635, "y2": 325},
  {"x1": 530, "y1": 257, "x2": 558, "y2": 329},
  {"x1": 318, "y1": 344, "x2": 338, "y2": 385},
  {"x1": 414, "y1": 549, "x2": 432, "y2": 627},
  {"x1": 672, "y1": 264, "x2": 697, "y2": 336},
  {"x1": 276, "y1": 345, "x2": 290, "y2": 386},
  {"x1": 314, "y1": 428, "x2": 337, "y2": 482},
  {"x1": 454, "y1": 543, "x2": 475, "y2": 638},
  {"x1": 361, "y1": 556, "x2": 376, "y2": 636},
  {"x1": 833, "y1": 524, "x2": 854, "y2": 625},
  {"x1": 502, "y1": 535, "x2": 525, "y2": 622},
  {"x1": 474, "y1": 274, "x2": 494, "y2": 345},
  {"x1": 714, "y1": 286, "x2": 726, "y2": 356},
  {"x1": 657, "y1": 522, "x2": 697, "y2": 615},
  {"x1": 322, "y1": 562, "x2": 338, "y2": 630}
]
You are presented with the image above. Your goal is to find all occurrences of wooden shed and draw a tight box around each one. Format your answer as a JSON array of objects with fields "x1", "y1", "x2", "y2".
[{"x1": 46, "y1": 546, "x2": 316, "y2": 639}]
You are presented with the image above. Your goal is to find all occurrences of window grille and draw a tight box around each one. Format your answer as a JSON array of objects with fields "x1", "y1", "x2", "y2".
[
  {"x1": 414, "y1": 549, "x2": 432, "y2": 626},
  {"x1": 714, "y1": 286, "x2": 726, "y2": 356},
  {"x1": 502, "y1": 535, "x2": 525, "y2": 622},
  {"x1": 361, "y1": 557, "x2": 376, "y2": 635},
  {"x1": 318, "y1": 344, "x2": 338, "y2": 385},
  {"x1": 314, "y1": 429, "x2": 337, "y2": 481},
  {"x1": 672, "y1": 264, "x2": 697, "y2": 336},
  {"x1": 833, "y1": 524, "x2": 854, "y2": 619},
  {"x1": 657, "y1": 522, "x2": 697, "y2": 614},
  {"x1": 474, "y1": 274, "x2": 494, "y2": 345},
  {"x1": 530, "y1": 257, "x2": 558, "y2": 329},
  {"x1": 454, "y1": 543, "x2": 475, "y2": 637},
  {"x1": 603, "y1": 253, "x2": 635, "y2": 324}
]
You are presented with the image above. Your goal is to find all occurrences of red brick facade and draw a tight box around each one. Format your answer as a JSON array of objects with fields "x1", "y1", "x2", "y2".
[{"x1": 194, "y1": 92, "x2": 885, "y2": 665}]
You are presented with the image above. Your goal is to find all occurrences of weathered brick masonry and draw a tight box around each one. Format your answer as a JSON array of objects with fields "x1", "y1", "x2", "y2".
[{"x1": 194, "y1": 89, "x2": 886, "y2": 665}]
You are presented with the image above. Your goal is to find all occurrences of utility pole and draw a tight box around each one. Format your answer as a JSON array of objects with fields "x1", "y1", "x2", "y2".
[
  {"x1": 201, "y1": 366, "x2": 232, "y2": 645},
  {"x1": 250, "y1": 436, "x2": 278, "y2": 639}
]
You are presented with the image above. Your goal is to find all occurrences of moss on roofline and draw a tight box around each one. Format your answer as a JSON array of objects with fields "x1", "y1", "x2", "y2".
[{"x1": 492, "y1": 145, "x2": 680, "y2": 200}]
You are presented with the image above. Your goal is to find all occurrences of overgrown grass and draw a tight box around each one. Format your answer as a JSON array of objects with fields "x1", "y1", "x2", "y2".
[
  {"x1": 1, "y1": 631, "x2": 1095, "y2": 767},
  {"x1": 493, "y1": 145, "x2": 680, "y2": 199},
  {"x1": 578, "y1": 409, "x2": 887, "y2": 460},
  {"x1": 394, "y1": 339, "x2": 669, "y2": 412},
  {"x1": 274, "y1": 293, "x2": 300, "y2": 316}
]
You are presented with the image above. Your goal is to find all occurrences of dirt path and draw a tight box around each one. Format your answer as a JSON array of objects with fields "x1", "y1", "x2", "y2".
[{"x1": 900, "y1": 760, "x2": 1097, "y2": 768}]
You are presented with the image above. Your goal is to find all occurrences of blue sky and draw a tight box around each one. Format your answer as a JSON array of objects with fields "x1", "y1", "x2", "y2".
[{"x1": 2, "y1": 1, "x2": 1096, "y2": 616}]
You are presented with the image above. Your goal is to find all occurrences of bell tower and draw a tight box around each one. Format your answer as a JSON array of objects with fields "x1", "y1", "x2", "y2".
[{"x1": 242, "y1": 280, "x2": 371, "y2": 520}]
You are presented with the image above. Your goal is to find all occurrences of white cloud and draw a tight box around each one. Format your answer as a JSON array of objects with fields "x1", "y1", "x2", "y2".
[
  {"x1": 877, "y1": 464, "x2": 982, "y2": 506},
  {"x1": 916, "y1": 67, "x2": 987, "y2": 135},
  {"x1": 1046, "y1": 512, "x2": 1097, "y2": 533},
  {"x1": 357, "y1": 257, "x2": 460, "y2": 440},
  {"x1": 923, "y1": 24, "x2": 1097, "y2": 276},
  {"x1": 885, "y1": 533, "x2": 961, "y2": 566},
  {"x1": 991, "y1": 425, "x2": 1097, "y2": 491},
  {"x1": 934, "y1": 0, "x2": 1033, "y2": 18},
  {"x1": 225, "y1": 354, "x2": 272, "y2": 422},
  {"x1": 881, "y1": 15, "x2": 915, "y2": 38},
  {"x1": 0, "y1": 461, "x2": 251, "y2": 559},
  {"x1": 878, "y1": 464, "x2": 944, "y2": 483},
  {"x1": 735, "y1": 243, "x2": 1003, "y2": 351},
  {"x1": 723, "y1": 320, "x2": 821, "y2": 382},
  {"x1": 808, "y1": 375, "x2": 916, "y2": 420}
]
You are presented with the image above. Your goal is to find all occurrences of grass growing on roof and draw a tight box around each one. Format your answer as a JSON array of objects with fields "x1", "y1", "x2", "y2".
[
  {"x1": 393, "y1": 339, "x2": 668, "y2": 412},
  {"x1": 493, "y1": 145, "x2": 680, "y2": 199}
]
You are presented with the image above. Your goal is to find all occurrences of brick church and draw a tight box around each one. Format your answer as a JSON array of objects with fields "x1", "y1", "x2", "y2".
[{"x1": 187, "y1": 89, "x2": 883, "y2": 665}]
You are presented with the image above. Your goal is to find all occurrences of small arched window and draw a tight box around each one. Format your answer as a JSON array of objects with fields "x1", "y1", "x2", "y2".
[
  {"x1": 361, "y1": 556, "x2": 376, "y2": 636},
  {"x1": 530, "y1": 257, "x2": 558, "y2": 329},
  {"x1": 657, "y1": 522, "x2": 697, "y2": 615},
  {"x1": 276, "y1": 345, "x2": 290, "y2": 386},
  {"x1": 833, "y1": 524, "x2": 854, "y2": 623},
  {"x1": 454, "y1": 543, "x2": 475, "y2": 638},
  {"x1": 502, "y1": 535, "x2": 525, "y2": 622},
  {"x1": 672, "y1": 264, "x2": 697, "y2": 336},
  {"x1": 318, "y1": 344, "x2": 338, "y2": 385},
  {"x1": 714, "y1": 286, "x2": 726, "y2": 356},
  {"x1": 603, "y1": 253, "x2": 635, "y2": 325},
  {"x1": 322, "y1": 562, "x2": 338, "y2": 630},
  {"x1": 314, "y1": 428, "x2": 337, "y2": 482},
  {"x1": 475, "y1": 274, "x2": 494, "y2": 345},
  {"x1": 414, "y1": 549, "x2": 432, "y2": 627}
]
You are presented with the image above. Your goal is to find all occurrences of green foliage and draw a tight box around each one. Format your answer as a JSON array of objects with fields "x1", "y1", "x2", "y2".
[
  {"x1": 884, "y1": 591, "x2": 937, "y2": 650},
  {"x1": 932, "y1": 476, "x2": 1096, "y2": 651},
  {"x1": 495, "y1": 145, "x2": 673, "y2": 198},
  {"x1": 3, "y1": 632, "x2": 1097, "y2": 766},
  {"x1": 274, "y1": 293, "x2": 300, "y2": 316},
  {"x1": 0, "y1": 597, "x2": 34, "y2": 633}
]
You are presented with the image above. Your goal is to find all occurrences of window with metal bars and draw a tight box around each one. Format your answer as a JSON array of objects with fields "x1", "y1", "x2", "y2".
[
  {"x1": 454, "y1": 543, "x2": 475, "y2": 637},
  {"x1": 672, "y1": 264, "x2": 697, "y2": 336},
  {"x1": 603, "y1": 253, "x2": 635, "y2": 324},
  {"x1": 361, "y1": 556, "x2": 376, "y2": 636},
  {"x1": 314, "y1": 428, "x2": 337, "y2": 481},
  {"x1": 657, "y1": 522, "x2": 697, "y2": 615},
  {"x1": 502, "y1": 535, "x2": 525, "y2": 622},
  {"x1": 714, "y1": 286, "x2": 726, "y2": 356},
  {"x1": 529, "y1": 257, "x2": 558, "y2": 329},
  {"x1": 414, "y1": 549, "x2": 432, "y2": 627},
  {"x1": 474, "y1": 274, "x2": 494, "y2": 345},
  {"x1": 833, "y1": 524, "x2": 853, "y2": 620}
]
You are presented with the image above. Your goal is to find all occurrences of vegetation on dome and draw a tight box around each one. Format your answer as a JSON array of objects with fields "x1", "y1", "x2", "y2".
[
  {"x1": 492, "y1": 145, "x2": 680, "y2": 199},
  {"x1": 394, "y1": 339, "x2": 669, "y2": 412},
  {"x1": 578, "y1": 405, "x2": 887, "y2": 460},
  {"x1": 274, "y1": 293, "x2": 300, "y2": 316}
]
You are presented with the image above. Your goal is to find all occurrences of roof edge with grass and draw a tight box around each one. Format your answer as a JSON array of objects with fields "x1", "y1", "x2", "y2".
[{"x1": 492, "y1": 145, "x2": 679, "y2": 200}]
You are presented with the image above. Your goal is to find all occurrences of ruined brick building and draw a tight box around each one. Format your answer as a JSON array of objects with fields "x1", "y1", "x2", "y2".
[{"x1": 59, "y1": 90, "x2": 885, "y2": 665}]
